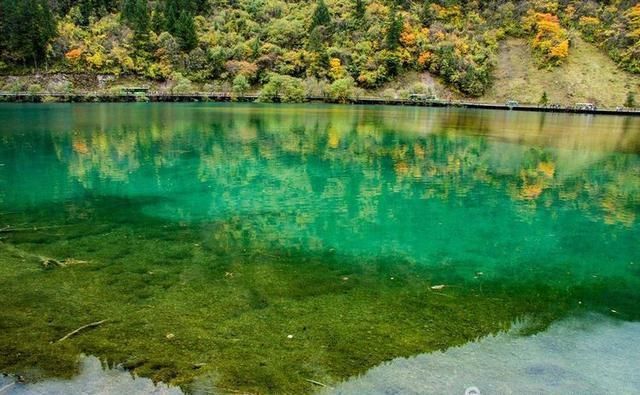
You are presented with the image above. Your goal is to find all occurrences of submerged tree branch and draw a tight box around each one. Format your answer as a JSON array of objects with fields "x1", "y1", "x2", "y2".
[
  {"x1": 56, "y1": 320, "x2": 110, "y2": 343},
  {"x1": 304, "y1": 378, "x2": 332, "y2": 388}
]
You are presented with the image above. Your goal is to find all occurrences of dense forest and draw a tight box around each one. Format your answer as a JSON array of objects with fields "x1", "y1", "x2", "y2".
[{"x1": 0, "y1": 0, "x2": 638, "y2": 98}]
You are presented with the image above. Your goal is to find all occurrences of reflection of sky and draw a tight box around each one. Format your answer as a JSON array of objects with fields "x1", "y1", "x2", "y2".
[
  {"x1": 0, "y1": 356, "x2": 182, "y2": 395},
  {"x1": 329, "y1": 314, "x2": 640, "y2": 395}
]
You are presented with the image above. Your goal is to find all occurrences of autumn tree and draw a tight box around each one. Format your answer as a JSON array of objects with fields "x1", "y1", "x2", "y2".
[{"x1": 530, "y1": 13, "x2": 569, "y2": 67}]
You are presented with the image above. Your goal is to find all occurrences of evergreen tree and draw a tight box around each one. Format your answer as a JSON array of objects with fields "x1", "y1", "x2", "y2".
[
  {"x1": 0, "y1": 0, "x2": 56, "y2": 67},
  {"x1": 122, "y1": 0, "x2": 149, "y2": 39},
  {"x1": 78, "y1": 0, "x2": 93, "y2": 25},
  {"x1": 386, "y1": 7, "x2": 403, "y2": 49},
  {"x1": 311, "y1": 0, "x2": 331, "y2": 29},
  {"x1": 251, "y1": 37, "x2": 261, "y2": 59},
  {"x1": 421, "y1": 0, "x2": 435, "y2": 26},
  {"x1": 307, "y1": 27, "x2": 325, "y2": 53},
  {"x1": 165, "y1": 0, "x2": 181, "y2": 33},
  {"x1": 354, "y1": 0, "x2": 366, "y2": 23},
  {"x1": 121, "y1": 0, "x2": 137, "y2": 23},
  {"x1": 175, "y1": 11, "x2": 197, "y2": 50},
  {"x1": 134, "y1": 0, "x2": 150, "y2": 35},
  {"x1": 625, "y1": 91, "x2": 636, "y2": 108},
  {"x1": 151, "y1": 4, "x2": 167, "y2": 33},
  {"x1": 539, "y1": 91, "x2": 549, "y2": 105},
  {"x1": 164, "y1": 0, "x2": 203, "y2": 33}
]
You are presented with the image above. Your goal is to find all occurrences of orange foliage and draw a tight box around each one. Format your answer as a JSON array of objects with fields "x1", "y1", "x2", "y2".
[
  {"x1": 394, "y1": 161, "x2": 409, "y2": 176},
  {"x1": 627, "y1": 4, "x2": 640, "y2": 38},
  {"x1": 65, "y1": 48, "x2": 83, "y2": 62},
  {"x1": 417, "y1": 51, "x2": 432, "y2": 67},
  {"x1": 400, "y1": 25, "x2": 416, "y2": 47},
  {"x1": 72, "y1": 140, "x2": 90, "y2": 155},
  {"x1": 531, "y1": 12, "x2": 569, "y2": 65}
]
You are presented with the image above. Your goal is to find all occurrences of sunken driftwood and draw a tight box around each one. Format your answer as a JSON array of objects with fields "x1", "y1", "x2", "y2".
[
  {"x1": 304, "y1": 378, "x2": 332, "y2": 388},
  {"x1": 40, "y1": 257, "x2": 88, "y2": 269},
  {"x1": 0, "y1": 241, "x2": 88, "y2": 269},
  {"x1": 56, "y1": 320, "x2": 110, "y2": 343},
  {"x1": 0, "y1": 225, "x2": 69, "y2": 233}
]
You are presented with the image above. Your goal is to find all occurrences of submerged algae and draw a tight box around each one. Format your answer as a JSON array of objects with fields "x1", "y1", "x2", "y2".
[{"x1": 0, "y1": 199, "x2": 631, "y2": 394}]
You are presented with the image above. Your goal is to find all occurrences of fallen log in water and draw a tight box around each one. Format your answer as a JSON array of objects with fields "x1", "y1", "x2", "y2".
[
  {"x1": 0, "y1": 242, "x2": 88, "y2": 268},
  {"x1": 0, "y1": 225, "x2": 70, "y2": 233}
]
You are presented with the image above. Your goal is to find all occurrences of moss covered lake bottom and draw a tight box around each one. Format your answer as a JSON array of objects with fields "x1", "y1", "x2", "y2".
[{"x1": 0, "y1": 103, "x2": 639, "y2": 393}]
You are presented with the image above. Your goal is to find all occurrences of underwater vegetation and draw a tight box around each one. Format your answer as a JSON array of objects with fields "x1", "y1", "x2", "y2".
[{"x1": 0, "y1": 103, "x2": 639, "y2": 393}]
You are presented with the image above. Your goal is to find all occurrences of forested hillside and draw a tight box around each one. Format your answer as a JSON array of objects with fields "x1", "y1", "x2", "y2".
[{"x1": 0, "y1": 0, "x2": 638, "y2": 101}]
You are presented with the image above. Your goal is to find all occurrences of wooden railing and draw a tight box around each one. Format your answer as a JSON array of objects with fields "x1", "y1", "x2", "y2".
[{"x1": 1, "y1": 91, "x2": 639, "y2": 116}]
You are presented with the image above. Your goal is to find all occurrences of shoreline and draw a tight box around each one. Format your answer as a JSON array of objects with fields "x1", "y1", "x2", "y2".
[{"x1": 2, "y1": 92, "x2": 639, "y2": 117}]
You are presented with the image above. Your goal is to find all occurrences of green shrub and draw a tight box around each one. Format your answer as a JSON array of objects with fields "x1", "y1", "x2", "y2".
[
  {"x1": 625, "y1": 91, "x2": 636, "y2": 108},
  {"x1": 170, "y1": 73, "x2": 193, "y2": 94},
  {"x1": 232, "y1": 75, "x2": 250, "y2": 99},
  {"x1": 327, "y1": 77, "x2": 355, "y2": 103},
  {"x1": 27, "y1": 84, "x2": 43, "y2": 95},
  {"x1": 47, "y1": 80, "x2": 74, "y2": 94},
  {"x1": 258, "y1": 73, "x2": 305, "y2": 103}
]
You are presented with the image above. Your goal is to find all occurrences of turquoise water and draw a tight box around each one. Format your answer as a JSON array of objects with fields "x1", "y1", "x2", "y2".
[{"x1": 0, "y1": 103, "x2": 639, "y2": 392}]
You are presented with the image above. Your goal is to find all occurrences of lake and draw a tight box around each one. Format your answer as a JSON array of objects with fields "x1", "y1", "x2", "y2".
[{"x1": 0, "y1": 103, "x2": 639, "y2": 394}]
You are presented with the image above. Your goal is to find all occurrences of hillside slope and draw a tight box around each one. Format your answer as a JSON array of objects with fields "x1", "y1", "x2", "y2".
[{"x1": 483, "y1": 37, "x2": 640, "y2": 108}]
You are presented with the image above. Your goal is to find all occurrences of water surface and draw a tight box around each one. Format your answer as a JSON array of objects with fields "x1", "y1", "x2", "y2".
[{"x1": 0, "y1": 103, "x2": 638, "y2": 393}]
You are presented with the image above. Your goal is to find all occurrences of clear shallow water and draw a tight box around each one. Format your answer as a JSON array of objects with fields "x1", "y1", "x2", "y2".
[
  {"x1": 0, "y1": 356, "x2": 182, "y2": 394},
  {"x1": 3, "y1": 314, "x2": 637, "y2": 395},
  {"x1": 0, "y1": 103, "x2": 639, "y2": 393}
]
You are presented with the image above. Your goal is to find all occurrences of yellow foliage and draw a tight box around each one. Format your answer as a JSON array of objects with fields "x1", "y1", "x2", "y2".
[
  {"x1": 328, "y1": 128, "x2": 340, "y2": 148},
  {"x1": 549, "y1": 39, "x2": 569, "y2": 59},
  {"x1": 537, "y1": 161, "x2": 555, "y2": 177},
  {"x1": 86, "y1": 51, "x2": 106, "y2": 69},
  {"x1": 329, "y1": 57, "x2": 346, "y2": 80},
  {"x1": 579, "y1": 16, "x2": 600, "y2": 26},
  {"x1": 111, "y1": 47, "x2": 134, "y2": 72},
  {"x1": 454, "y1": 39, "x2": 470, "y2": 55},
  {"x1": 520, "y1": 182, "x2": 544, "y2": 200}
]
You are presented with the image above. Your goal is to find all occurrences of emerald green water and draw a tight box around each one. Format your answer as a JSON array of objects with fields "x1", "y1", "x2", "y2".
[{"x1": 0, "y1": 103, "x2": 639, "y2": 393}]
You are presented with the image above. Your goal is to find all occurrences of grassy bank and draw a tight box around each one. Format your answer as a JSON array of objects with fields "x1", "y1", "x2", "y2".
[{"x1": 483, "y1": 37, "x2": 640, "y2": 108}]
